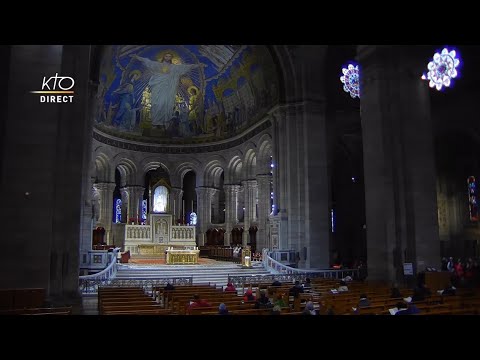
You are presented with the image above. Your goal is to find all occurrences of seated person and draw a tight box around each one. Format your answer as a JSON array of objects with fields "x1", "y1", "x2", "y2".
[
  {"x1": 302, "y1": 301, "x2": 317, "y2": 315},
  {"x1": 337, "y1": 280, "x2": 349, "y2": 292},
  {"x1": 164, "y1": 282, "x2": 175, "y2": 291},
  {"x1": 218, "y1": 303, "x2": 229, "y2": 315},
  {"x1": 441, "y1": 282, "x2": 457, "y2": 296},
  {"x1": 243, "y1": 289, "x2": 256, "y2": 302},
  {"x1": 254, "y1": 291, "x2": 272, "y2": 308},
  {"x1": 273, "y1": 293, "x2": 287, "y2": 308},
  {"x1": 289, "y1": 280, "x2": 304, "y2": 298},
  {"x1": 302, "y1": 277, "x2": 312, "y2": 290},
  {"x1": 271, "y1": 279, "x2": 282, "y2": 286},
  {"x1": 357, "y1": 294, "x2": 370, "y2": 308},
  {"x1": 224, "y1": 282, "x2": 237, "y2": 293},
  {"x1": 395, "y1": 299, "x2": 420, "y2": 315},
  {"x1": 412, "y1": 283, "x2": 431, "y2": 302},
  {"x1": 186, "y1": 294, "x2": 211, "y2": 314}
]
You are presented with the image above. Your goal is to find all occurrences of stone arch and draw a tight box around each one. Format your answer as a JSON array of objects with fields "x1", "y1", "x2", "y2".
[
  {"x1": 94, "y1": 152, "x2": 112, "y2": 183},
  {"x1": 243, "y1": 145, "x2": 257, "y2": 180},
  {"x1": 172, "y1": 160, "x2": 201, "y2": 188},
  {"x1": 113, "y1": 156, "x2": 137, "y2": 187},
  {"x1": 203, "y1": 157, "x2": 226, "y2": 188},
  {"x1": 256, "y1": 133, "x2": 273, "y2": 175}
]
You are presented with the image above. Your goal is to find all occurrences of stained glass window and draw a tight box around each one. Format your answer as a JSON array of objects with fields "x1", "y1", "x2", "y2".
[
  {"x1": 115, "y1": 198, "x2": 122, "y2": 223},
  {"x1": 468, "y1": 176, "x2": 478, "y2": 222},
  {"x1": 153, "y1": 186, "x2": 168, "y2": 212},
  {"x1": 340, "y1": 64, "x2": 360, "y2": 98},
  {"x1": 270, "y1": 156, "x2": 274, "y2": 213},
  {"x1": 331, "y1": 208, "x2": 335, "y2": 233},
  {"x1": 190, "y1": 212, "x2": 197, "y2": 225},
  {"x1": 422, "y1": 48, "x2": 460, "y2": 91},
  {"x1": 141, "y1": 199, "x2": 147, "y2": 223}
]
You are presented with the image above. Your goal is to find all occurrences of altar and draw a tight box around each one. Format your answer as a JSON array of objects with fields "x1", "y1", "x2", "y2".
[
  {"x1": 124, "y1": 213, "x2": 196, "y2": 256},
  {"x1": 166, "y1": 247, "x2": 200, "y2": 265}
]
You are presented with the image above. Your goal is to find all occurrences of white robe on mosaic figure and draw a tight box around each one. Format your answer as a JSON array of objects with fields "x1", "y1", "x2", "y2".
[{"x1": 135, "y1": 55, "x2": 199, "y2": 126}]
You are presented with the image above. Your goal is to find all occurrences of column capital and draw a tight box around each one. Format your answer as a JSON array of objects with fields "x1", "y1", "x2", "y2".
[
  {"x1": 224, "y1": 184, "x2": 241, "y2": 193},
  {"x1": 196, "y1": 186, "x2": 217, "y2": 197},
  {"x1": 170, "y1": 187, "x2": 184, "y2": 197},
  {"x1": 94, "y1": 182, "x2": 116, "y2": 191},
  {"x1": 242, "y1": 179, "x2": 258, "y2": 189}
]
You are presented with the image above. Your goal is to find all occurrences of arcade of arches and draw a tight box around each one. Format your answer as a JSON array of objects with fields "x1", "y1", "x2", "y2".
[{"x1": 1, "y1": 45, "x2": 480, "y2": 303}]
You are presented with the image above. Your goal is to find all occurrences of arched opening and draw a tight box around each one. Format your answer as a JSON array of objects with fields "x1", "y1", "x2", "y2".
[{"x1": 182, "y1": 170, "x2": 196, "y2": 225}]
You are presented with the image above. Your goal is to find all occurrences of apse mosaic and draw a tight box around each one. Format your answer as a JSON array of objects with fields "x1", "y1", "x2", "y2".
[{"x1": 93, "y1": 45, "x2": 279, "y2": 144}]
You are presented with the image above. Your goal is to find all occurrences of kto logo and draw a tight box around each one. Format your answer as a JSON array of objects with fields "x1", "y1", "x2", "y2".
[{"x1": 30, "y1": 73, "x2": 74, "y2": 103}]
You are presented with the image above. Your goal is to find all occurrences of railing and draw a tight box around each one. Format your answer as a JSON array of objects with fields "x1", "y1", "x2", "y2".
[
  {"x1": 79, "y1": 248, "x2": 119, "y2": 294},
  {"x1": 96, "y1": 277, "x2": 194, "y2": 295},
  {"x1": 224, "y1": 248, "x2": 360, "y2": 290}
]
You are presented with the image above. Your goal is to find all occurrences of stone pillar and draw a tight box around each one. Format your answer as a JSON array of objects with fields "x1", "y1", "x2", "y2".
[
  {"x1": 95, "y1": 182, "x2": 116, "y2": 243},
  {"x1": 196, "y1": 187, "x2": 215, "y2": 246},
  {"x1": 358, "y1": 45, "x2": 440, "y2": 283},
  {"x1": 211, "y1": 189, "x2": 221, "y2": 223},
  {"x1": 242, "y1": 180, "x2": 258, "y2": 246},
  {"x1": 126, "y1": 185, "x2": 144, "y2": 223},
  {"x1": 0, "y1": 45, "x2": 92, "y2": 307},
  {"x1": 256, "y1": 174, "x2": 272, "y2": 251},
  {"x1": 119, "y1": 187, "x2": 129, "y2": 223},
  {"x1": 170, "y1": 187, "x2": 183, "y2": 224},
  {"x1": 224, "y1": 184, "x2": 240, "y2": 245},
  {"x1": 79, "y1": 176, "x2": 96, "y2": 253}
]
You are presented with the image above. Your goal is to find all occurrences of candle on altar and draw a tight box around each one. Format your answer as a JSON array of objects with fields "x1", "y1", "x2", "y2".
[{"x1": 183, "y1": 200, "x2": 185, "y2": 223}]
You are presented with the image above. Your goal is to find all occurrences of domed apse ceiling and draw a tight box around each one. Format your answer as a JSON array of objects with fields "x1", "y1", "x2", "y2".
[{"x1": 93, "y1": 45, "x2": 279, "y2": 144}]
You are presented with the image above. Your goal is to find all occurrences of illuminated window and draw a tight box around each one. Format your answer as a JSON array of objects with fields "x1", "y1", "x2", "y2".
[
  {"x1": 153, "y1": 186, "x2": 169, "y2": 212},
  {"x1": 190, "y1": 212, "x2": 197, "y2": 225},
  {"x1": 141, "y1": 199, "x2": 147, "y2": 223},
  {"x1": 468, "y1": 176, "x2": 478, "y2": 222},
  {"x1": 340, "y1": 64, "x2": 360, "y2": 98},
  {"x1": 422, "y1": 48, "x2": 460, "y2": 91},
  {"x1": 331, "y1": 208, "x2": 335, "y2": 233},
  {"x1": 115, "y1": 198, "x2": 122, "y2": 223}
]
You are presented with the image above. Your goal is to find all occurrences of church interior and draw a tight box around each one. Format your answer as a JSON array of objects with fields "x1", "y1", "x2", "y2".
[{"x1": 1, "y1": 45, "x2": 480, "y2": 315}]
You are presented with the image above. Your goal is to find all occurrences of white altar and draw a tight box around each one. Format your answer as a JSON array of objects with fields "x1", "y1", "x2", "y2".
[{"x1": 124, "y1": 213, "x2": 196, "y2": 255}]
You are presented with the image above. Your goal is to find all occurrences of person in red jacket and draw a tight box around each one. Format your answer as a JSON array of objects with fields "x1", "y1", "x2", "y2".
[
  {"x1": 224, "y1": 282, "x2": 237, "y2": 292},
  {"x1": 186, "y1": 294, "x2": 211, "y2": 314},
  {"x1": 243, "y1": 289, "x2": 255, "y2": 302}
]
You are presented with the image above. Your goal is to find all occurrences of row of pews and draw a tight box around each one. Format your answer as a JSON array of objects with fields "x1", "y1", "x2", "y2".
[{"x1": 0, "y1": 288, "x2": 72, "y2": 315}]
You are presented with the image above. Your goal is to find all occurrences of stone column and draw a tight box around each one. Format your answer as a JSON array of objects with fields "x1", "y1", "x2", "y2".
[
  {"x1": 211, "y1": 189, "x2": 221, "y2": 224},
  {"x1": 95, "y1": 182, "x2": 116, "y2": 243},
  {"x1": 0, "y1": 45, "x2": 92, "y2": 307},
  {"x1": 119, "y1": 187, "x2": 129, "y2": 223},
  {"x1": 358, "y1": 45, "x2": 440, "y2": 283},
  {"x1": 224, "y1": 184, "x2": 240, "y2": 245},
  {"x1": 242, "y1": 180, "x2": 258, "y2": 246},
  {"x1": 196, "y1": 187, "x2": 215, "y2": 246},
  {"x1": 79, "y1": 176, "x2": 96, "y2": 253},
  {"x1": 170, "y1": 187, "x2": 183, "y2": 224},
  {"x1": 126, "y1": 185, "x2": 144, "y2": 223},
  {"x1": 256, "y1": 174, "x2": 272, "y2": 251}
]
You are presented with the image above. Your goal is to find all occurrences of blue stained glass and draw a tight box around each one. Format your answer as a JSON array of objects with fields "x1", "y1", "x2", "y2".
[
  {"x1": 115, "y1": 198, "x2": 122, "y2": 223},
  {"x1": 141, "y1": 199, "x2": 147, "y2": 222},
  {"x1": 340, "y1": 64, "x2": 360, "y2": 98}
]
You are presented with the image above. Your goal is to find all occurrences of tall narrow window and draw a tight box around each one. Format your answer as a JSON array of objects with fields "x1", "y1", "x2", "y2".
[
  {"x1": 153, "y1": 186, "x2": 169, "y2": 213},
  {"x1": 190, "y1": 212, "x2": 197, "y2": 226},
  {"x1": 331, "y1": 208, "x2": 335, "y2": 233},
  {"x1": 141, "y1": 199, "x2": 147, "y2": 223},
  {"x1": 115, "y1": 198, "x2": 122, "y2": 223},
  {"x1": 270, "y1": 156, "x2": 274, "y2": 213},
  {"x1": 468, "y1": 176, "x2": 478, "y2": 222}
]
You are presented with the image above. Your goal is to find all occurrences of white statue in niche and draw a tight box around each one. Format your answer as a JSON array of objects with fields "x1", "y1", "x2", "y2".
[{"x1": 153, "y1": 186, "x2": 168, "y2": 212}]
